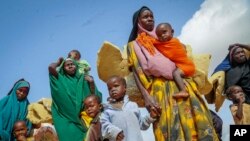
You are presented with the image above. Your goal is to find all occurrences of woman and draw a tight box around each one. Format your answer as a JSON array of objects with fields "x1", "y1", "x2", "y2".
[
  {"x1": 0, "y1": 78, "x2": 31, "y2": 141},
  {"x1": 49, "y1": 57, "x2": 102, "y2": 141},
  {"x1": 214, "y1": 43, "x2": 250, "y2": 103},
  {"x1": 127, "y1": 6, "x2": 219, "y2": 141}
]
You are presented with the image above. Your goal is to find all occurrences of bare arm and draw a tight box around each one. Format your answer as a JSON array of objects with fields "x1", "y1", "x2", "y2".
[
  {"x1": 48, "y1": 57, "x2": 64, "y2": 78},
  {"x1": 229, "y1": 43, "x2": 250, "y2": 51},
  {"x1": 132, "y1": 67, "x2": 161, "y2": 117},
  {"x1": 235, "y1": 97, "x2": 244, "y2": 120}
]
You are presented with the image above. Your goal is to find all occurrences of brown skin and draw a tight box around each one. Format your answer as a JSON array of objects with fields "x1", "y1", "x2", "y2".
[
  {"x1": 83, "y1": 96, "x2": 101, "y2": 118},
  {"x1": 155, "y1": 23, "x2": 174, "y2": 42},
  {"x1": 134, "y1": 9, "x2": 162, "y2": 115},
  {"x1": 138, "y1": 10, "x2": 154, "y2": 32},
  {"x1": 156, "y1": 23, "x2": 188, "y2": 98},
  {"x1": 107, "y1": 76, "x2": 159, "y2": 141},
  {"x1": 68, "y1": 51, "x2": 81, "y2": 61},
  {"x1": 13, "y1": 121, "x2": 28, "y2": 140},
  {"x1": 16, "y1": 87, "x2": 29, "y2": 101},
  {"x1": 228, "y1": 86, "x2": 245, "y2": 120}
]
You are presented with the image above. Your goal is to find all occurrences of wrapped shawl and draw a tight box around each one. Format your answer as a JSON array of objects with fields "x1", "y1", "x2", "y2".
[
  {"x1": 49, "y1": 59, "x2": 102, "y2": 141},
  {"x1": 0, "y1": 79, "x2": 31, "y2": 141}
]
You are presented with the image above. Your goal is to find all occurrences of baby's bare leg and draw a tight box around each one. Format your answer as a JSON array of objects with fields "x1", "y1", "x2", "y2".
[{"x1": 172, "y1": 68, "x2": 189, "y2": 99}]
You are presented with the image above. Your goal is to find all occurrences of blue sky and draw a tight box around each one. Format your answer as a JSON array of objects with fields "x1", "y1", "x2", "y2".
[{"x1": 1, "y1": 0, "x2": 250, "y2": 140}]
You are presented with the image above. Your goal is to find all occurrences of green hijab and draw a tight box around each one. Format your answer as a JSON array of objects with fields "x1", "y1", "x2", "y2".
[
  {"x1": 0, "y1": 79, "x2": 31, "y2": 141},
  {"x1": 49, "y1": 58, "x2": 102, "y2": 141}
]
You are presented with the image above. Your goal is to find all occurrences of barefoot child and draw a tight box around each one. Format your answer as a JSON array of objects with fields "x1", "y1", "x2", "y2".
[
  {"x1": 136, "y1": 22, "x2": 195, "y2": 98},
  {"x1": 100, "y1": 75, "x2": 159, "y2": 141}
]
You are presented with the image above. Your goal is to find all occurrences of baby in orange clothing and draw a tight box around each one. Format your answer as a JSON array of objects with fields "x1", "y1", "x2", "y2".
[{"x1": 137, "y1": 22, "x2": 195, "y2": 98}]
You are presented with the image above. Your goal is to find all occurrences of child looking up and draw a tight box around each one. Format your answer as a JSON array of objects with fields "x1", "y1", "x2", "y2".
[
  {"x1": 80, "y1": 95, "x2": 103, "y2": 141},
  {"x1": 100, "y1": 75, "x2": 159, "y2": 141},
  {"x1": 68, "y1": 49, "x2": 91, "y2": 75},
  {"x1": 136, "y1": 22, "x2": 195, "y2": 99},
  {"x1": 226, "y1": 85, "x2": 250, "y2": 124}
]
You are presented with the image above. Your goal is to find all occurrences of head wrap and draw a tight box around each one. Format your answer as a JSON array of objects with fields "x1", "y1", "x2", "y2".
[{"x1": 128, "y1": 6, "x2": 152, "y2": 43}]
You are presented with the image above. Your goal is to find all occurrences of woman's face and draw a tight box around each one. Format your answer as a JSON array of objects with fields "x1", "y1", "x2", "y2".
[
  {"x1": 138, "y1": 9, "x2": 154, "y2": 31},
  {"x1": 63, "y1": 60, "x2": 76, "y2": 76},
  {"x1": 16, "y1": 87, "x2": 29, "y2": 101},
  {"x1": 232, "y1": 47, "x2": 247, "y2": 64}
]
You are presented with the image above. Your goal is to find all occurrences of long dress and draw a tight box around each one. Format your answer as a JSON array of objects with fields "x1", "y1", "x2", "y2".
[
  {"x1": 127, "y1": 41, "x2": 219, "y2": 141},
  {"x1": 49, "y1": 60, "x2": 102, "y2": 141}
]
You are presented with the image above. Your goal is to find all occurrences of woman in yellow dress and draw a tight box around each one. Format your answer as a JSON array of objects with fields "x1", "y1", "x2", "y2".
[{"x1": 127, "y1": 6, "x2": 219, "y2": 141}]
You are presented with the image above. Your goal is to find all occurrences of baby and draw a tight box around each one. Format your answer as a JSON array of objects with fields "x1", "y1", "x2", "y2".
[
  {"x1": 100, "y1": 75, "x2": 159, "y2": 141},
  {"x1": 68, "y1": 49, "x2": 91, "y2": 75},
  {"x1": 226, "y1": 85, "x2": 250, "y2": 124}
]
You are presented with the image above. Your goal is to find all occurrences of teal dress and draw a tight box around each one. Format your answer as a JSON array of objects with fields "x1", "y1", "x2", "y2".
[
  {"x1": 0, "y1": 79, "x2": 31, "y2": 141},
  {"x1": 49, "y1": 59, "x2": 102, "y2": 141}
]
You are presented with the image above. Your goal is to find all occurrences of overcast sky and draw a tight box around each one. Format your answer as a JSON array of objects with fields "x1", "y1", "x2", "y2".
[{"x1": 0, "y1": 0, "x2": 249, "y2": 140}]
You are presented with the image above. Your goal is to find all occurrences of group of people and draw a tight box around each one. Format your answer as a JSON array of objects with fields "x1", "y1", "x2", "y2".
[{"x1": 0, "y1": 5, "x2": 249, "y2": 141}]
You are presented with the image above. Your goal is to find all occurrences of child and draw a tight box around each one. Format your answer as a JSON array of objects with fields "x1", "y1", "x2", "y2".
[
  {"x1": 136, "y1": 22, "x2": 195, "y2": 99},
  {"x1": 100, "y1": 75, "x2": 159, "y2": 141},
  {"x1": 68, "y1": 49, "x2": 91, "y2": 75},
  {"x1": 226, "y1": 85, "x2": 250, "y2": 124},
  {"x1": 68, "y1": 50, "x2": 95, "y2": 94},
  {"x1": 80, "y1": 95, "x2": 103, "y2": 141},
  {"x1": 13, "y1": 120, "x2": 31, "y2": 141}
]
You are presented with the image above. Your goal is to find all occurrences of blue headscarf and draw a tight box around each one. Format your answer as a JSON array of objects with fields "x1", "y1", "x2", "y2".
[{"x1": 0, "y1": 79, "x2": 31, "y2": 141}]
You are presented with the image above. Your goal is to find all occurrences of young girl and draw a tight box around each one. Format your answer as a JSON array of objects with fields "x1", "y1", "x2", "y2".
[
  {"x1": 80, "y1": 95, "x2": 103, "y2": 141},
  {"x1": 100, "y1": 75, "x2": 159, "y2": 141},
  {"x1": 226, "y1": 85, "x2": 250, "y2": 124},
  {"x1": 0, "y1": 79, "x2": 31, "y2": 141}
]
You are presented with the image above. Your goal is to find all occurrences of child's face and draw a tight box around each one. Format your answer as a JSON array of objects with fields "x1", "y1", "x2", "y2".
[
  {"x1": 230, "y1": 86, "x2": 245, "y2": 102},
  {"x1": 69, "y1": 51, "x2": 80, "y2": 60},
  {"x1": 16, "y1": 87, "x2": 29, "y2": 101},
  {"x1": 84, "y1": 96, "x2": 100, "y2": 118},
  {"x1": 13, "y1": 121, "x2": 28, "y2": 138},
  {"x1": 156, "y1": 24, "x2": 173, "y2": 42},
  {"x1": 63, "y1": 60, "x2": 76, "y2": 76},
  {"x1": 107, "y1": 77, "x2": 126, "y2": 101}
]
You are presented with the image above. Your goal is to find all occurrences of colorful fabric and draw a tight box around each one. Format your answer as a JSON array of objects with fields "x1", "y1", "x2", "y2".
[
  {"x1": 128, "y1": 42, "x2": 219, "y2": 141},
  {"x1": 230, "y1": 103, "x2": 250, "y2": 124},
  {"x1": 80, "y1": 111, "x2": 93, "y2": 128},
  {"x1": 133, "y1": 41, "x2": 176, "y2": 80},
  {"x1": 136, "y1": 33, "x2": 195, "y2": 76},
  {"x1": 84, "y1": 114, "x2": 102, "y2": 141},
  {"x1": 49, "y1": 59, "x2": 102, "y2": 141},
  {"x1": 0, "y1": 79, "x2": 31, "y2": 141}
]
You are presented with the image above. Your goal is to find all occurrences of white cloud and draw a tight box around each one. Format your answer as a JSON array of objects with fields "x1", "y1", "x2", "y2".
[
  {"x1": 179, "y1": 0, "x2": 250, "y2": 73},
  {"x1": 179, "y1": 0, "x2": 250, "y2": 140}
]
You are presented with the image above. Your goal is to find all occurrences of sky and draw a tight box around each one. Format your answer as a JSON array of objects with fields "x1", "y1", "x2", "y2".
[{"x1": 0, "y1": 0, "x2": 250, "y2": 140}]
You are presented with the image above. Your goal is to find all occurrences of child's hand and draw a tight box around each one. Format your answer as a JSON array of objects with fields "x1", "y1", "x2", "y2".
[
  {"x1": 149, "y1": 105, "x2": 161, "y2": 119},
  {"x1": 116, "y1": 131, "x2": 124, "y2": 141}
]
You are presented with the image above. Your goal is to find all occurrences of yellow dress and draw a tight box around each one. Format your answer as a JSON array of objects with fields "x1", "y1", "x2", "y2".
[{"x1": 128, "y1": 42, "x2": 219, "y2": 141}]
